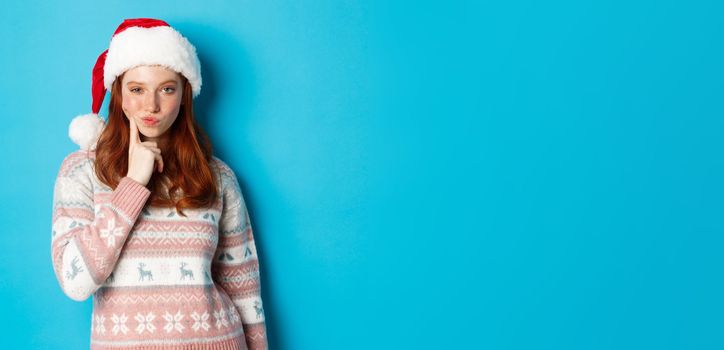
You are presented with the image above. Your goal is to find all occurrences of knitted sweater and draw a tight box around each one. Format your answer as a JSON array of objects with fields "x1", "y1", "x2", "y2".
[{"x1": 51, "y1": 150, "x2": 268, "y2": 350}]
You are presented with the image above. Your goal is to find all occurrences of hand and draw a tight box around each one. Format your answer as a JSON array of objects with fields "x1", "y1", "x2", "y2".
[{"x1": 126, "y1": 118, "x2": 163, "y2": 186}]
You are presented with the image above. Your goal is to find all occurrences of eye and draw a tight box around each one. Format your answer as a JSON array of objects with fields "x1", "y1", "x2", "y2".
[
  {"x1": 162, "y1": 86, "x2": 176, "y2": 94},
  {"x1": 129, "y1": 87, "x2": 142, "y2": 94}
]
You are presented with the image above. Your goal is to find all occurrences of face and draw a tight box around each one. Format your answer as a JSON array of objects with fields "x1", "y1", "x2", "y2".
[{"x1": 121, "y1": 65, "x2": 183, "y2": 142}]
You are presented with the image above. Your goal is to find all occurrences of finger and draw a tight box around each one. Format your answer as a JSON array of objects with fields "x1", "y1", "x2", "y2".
[
  {"x1": 129, "y1": 118, "x2": 140, "y2": 145},
  {"x1": 155, "y1": 154, "x2": 164, "y2": 173},
  {"x1": 144, "y1": 146, "x2": 161, "y2": 154}
]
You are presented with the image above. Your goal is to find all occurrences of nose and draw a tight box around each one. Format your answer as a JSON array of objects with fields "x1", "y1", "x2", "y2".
[{"x1": 143, "y1": 91, "x2": 160, "y2": 113}]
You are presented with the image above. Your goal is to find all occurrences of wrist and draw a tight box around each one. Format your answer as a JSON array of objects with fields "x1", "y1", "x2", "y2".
[{"x1": 126, "y1": 175, "x2": 148, "y2": 187}]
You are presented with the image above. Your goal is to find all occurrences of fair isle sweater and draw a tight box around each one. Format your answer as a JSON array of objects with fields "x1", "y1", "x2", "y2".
[{"x1": 51, "y1": 150, "x2": 268, "y2": 350}]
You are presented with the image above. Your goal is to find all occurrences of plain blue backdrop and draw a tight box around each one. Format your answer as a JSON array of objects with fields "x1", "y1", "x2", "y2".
[{"x1": 1, "y1": 0, "x2": 722, "y2": 349}]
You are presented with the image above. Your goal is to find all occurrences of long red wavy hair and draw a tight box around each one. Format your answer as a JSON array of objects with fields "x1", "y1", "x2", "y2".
[{"x1": 93, "y1": 71, "x2": 218, "y2": 217}]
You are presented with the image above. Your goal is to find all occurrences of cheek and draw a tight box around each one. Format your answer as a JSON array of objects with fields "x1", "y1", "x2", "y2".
[
  {"x1": 121, "y1": 95, "x2": 141, "y2": 113},
  {"x1": 163, "y1": 97, "x2": 183, "y2": 114}
]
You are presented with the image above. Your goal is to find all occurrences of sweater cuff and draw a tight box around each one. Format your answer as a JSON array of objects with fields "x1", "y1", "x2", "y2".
[{"x1": 111, "y1": 177, "x2": 151, "y2": 221}]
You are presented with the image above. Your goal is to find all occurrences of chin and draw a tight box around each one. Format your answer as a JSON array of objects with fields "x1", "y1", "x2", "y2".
[{"x1": 141, "y1": 126, "x2": 161, "y2": 134}]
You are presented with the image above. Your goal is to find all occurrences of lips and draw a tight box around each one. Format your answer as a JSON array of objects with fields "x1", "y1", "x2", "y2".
[{"x1": 141, "y1": 117, "x2": 159, "y2": 126}]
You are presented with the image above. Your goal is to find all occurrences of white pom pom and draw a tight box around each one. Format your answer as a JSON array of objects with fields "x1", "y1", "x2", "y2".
[{"x1": 69, "y1": 113, "x2": 105, "y2": 151}]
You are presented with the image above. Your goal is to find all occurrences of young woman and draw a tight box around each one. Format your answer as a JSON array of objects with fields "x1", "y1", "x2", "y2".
[{"x1": 51, "y1": 18, "x2": 268, "y2": 350}]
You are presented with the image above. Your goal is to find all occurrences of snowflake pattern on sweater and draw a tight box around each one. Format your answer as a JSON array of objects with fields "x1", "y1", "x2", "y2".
[{"x1": 51, "y1": 150, "x2": 268, "y2": 350}]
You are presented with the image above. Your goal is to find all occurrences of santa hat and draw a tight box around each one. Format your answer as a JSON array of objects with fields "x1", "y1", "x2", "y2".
[{"x1": 69, "y1": 18, "x2": 202, "y2": 150}]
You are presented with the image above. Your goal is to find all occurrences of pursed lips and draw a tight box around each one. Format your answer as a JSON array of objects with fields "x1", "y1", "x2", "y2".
[{"x1": 141, "y1": 116, "x2": 160, "y2": 125}]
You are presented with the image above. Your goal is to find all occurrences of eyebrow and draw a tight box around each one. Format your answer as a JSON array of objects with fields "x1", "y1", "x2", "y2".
[{"x1": 126, "y1": 79, "x2": 178, "y2": 86}]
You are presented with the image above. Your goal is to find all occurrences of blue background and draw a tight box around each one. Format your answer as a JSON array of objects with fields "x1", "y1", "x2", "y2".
[{"x1": 1, "y1": 0, "x2": 722, "y2": 349}]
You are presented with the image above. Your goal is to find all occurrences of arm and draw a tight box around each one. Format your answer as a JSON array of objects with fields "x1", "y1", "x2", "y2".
[
  {"x1": 212, "y1": 167, "x2": 268, "y2": 350},
  {"x1": 51, "y1": 152, "x2": 151, "y2": 301}
]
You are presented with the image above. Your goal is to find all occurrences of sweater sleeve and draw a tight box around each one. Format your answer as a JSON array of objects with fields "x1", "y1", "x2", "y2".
[
  {"x1": 212, "y1": 167, "x2": 268, "y2": 350},
  {"x1": 51, "y1": 152, "x2": 151, "y2": 301}
]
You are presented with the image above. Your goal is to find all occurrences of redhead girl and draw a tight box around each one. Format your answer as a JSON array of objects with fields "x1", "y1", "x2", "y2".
[{"x1": 51, "y1": 18, "x2": 268, "y2": 350}]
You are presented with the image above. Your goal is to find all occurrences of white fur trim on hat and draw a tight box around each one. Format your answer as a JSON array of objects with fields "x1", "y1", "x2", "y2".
[
  {"x1": 103, "y1": 26, "x2": 202, "y2": 97},
  {"x1": 69, "y1": 113, "x2": 105, "y2": 151}
]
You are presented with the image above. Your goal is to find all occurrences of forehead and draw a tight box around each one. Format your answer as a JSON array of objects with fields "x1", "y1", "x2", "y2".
[{"x1": 122, "y1": 65, "x2": 181, "y2": 84}]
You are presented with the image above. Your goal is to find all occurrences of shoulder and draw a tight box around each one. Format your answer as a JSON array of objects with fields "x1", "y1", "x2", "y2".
[
  {"x1": 210, "y1": 155, "x2": 233, "y2": 175},
  {"x1": 57, "y1": 149, "x2": 96, "y2": 177},
  {"x1": 209, "y1": 155, "x2": 240, "y2": 192}
]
